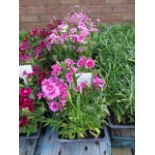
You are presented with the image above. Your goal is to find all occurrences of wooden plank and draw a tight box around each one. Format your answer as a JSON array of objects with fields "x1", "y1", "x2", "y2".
[{"x1": 112, "y1": 148, "x2": 132, "y2": 155}]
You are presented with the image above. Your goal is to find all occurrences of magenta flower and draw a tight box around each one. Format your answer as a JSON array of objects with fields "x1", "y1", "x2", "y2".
[
  {"x1": 85, "y1": 58, "x2": 95, "y2": 69},
  {"x1": 49, "y1": 101, "x2": 59, "y2": 112},
  {"x1": 77, "y1": 35, "x2": 85, "y2": 43},
  {"x1": 61, "y1": 33, "x2": 68, "y2": 39},
  {"x1": 19, "y1": 87, "x2": 32, "y2": 97},
  {"x1": 70, "y1": 67, "x2": 77, "y2": 73},
  {"x1": 51, "y1": 64, "x2": 61, "y2": 75},
  {"x1": 93, "y1": 75, "x2": 105, "y2": 88},
  {"x1": 65, "y1": 72, "x2": 73, "y2": 83},
  {"x1": 41, "y1": 79, "x2": 60, "y2": 100},
  {"x1": 65, "y1": 58, "x2": 75, "y2": 66},
  {"x1": 36, "y1": 92, "x2": 43, "y2": 100},
  {"x1": 77, "y1": 56, "x2": 85, "y2": 67}
]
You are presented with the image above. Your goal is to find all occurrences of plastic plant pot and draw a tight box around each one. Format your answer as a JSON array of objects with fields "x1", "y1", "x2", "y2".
[
  {"x1": 58, "y1": 126, "x2": 109, "y2": 143},
  {"x1": 19, "y1": 124, "x2": 42, "y2": 140},
  {"x1": 108, "y1": 117, "x2": 135, "y2": 149},
  {"x1": 57, "y1": 126, "x2": 112, "y2": 155}
]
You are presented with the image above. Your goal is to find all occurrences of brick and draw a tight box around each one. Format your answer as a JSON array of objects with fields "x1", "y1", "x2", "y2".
[
  {"x1": 122, "y1": 13, "x2": 134, "y2": 20},
  {"x1": 38, "y1": 15, "x2": 51, "y2": 22},
  {"x1": 80, "y1": 0, "x2": 105, "y2": 4},
  {"x1": 19, "y1": 7, "x2": 26, "y2": 15},
  {"x1": 47, "y1": 6, "x2": 60, "y2": 15},
  {"x1": 100, "y1": 13, "x2": 123, "y2": 21},
  {"x1": 105, "y1": 0, "x2": 127, "y2": 4},
  {"x1": 20, "y1": 15, "x2": 40, "y2": 22},
  {"x1": 127, "y1": 0, "x2": 135, "y2": 3},
  {"x1": 90, "y1": 5, "x2": 112, "y2": 14},
  {"x1": 27, "y1": 6, "x2": 46, "y2": 15},
  {"x1": 20, "y1": 22, "x2": 47, "y2": 31},
  {"x1": 20, "y1": 0, "x2": 59, "y2": 6},
  {"x1": 112, "y1": 4, "x2": 135, "y2": 13},
  {"x1": 60, "y1": 0, "x2": 79, "y2": 5}
]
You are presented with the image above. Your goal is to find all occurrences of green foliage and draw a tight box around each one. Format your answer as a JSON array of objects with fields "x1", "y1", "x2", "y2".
[
  {"x1": 19, "y1": 79, "x2": 46, "y2": 136},
  {"x1": 42, "y1": 78, "x2": 109, "y2": 139},
  {"x1": 19, "y1": 31, "x2": 28, "y2": 42},
  {"x1": 94, "y1": 24, "x2": 135, "y2": 124}
]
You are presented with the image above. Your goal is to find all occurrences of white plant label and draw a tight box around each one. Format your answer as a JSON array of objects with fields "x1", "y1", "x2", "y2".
[
  {"x1": 19, "y1": 65, "x2": 33, "y2": 84},
  {"x1": 76, "y1": 73, "x2": 92, "y2": 85}
]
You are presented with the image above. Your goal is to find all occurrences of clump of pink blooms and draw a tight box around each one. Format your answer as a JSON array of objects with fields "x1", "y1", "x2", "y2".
[
  {"x1": 40, "y1": 56, "x2": 105, "y2": 113},
  {"x1": 19, "y1": 87, "x2": 34, "y2": 115},
  {"x1": 19, "y1": 87, "x2": 35, "y2": 127},
  {"x1": 45, "y1": 11, "x2": 98, "y2": 50},
  {"x1": 41, "y1": 76, "x2": 68, "y2": 112}
]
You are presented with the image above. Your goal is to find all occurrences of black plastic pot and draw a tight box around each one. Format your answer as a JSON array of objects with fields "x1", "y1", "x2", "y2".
[
  {"x1": 108, "y1": 117, "x2": 135, "y2": 149},
  {"x1": 19, "y1": 124, "x2": 42, "y2": 140}
]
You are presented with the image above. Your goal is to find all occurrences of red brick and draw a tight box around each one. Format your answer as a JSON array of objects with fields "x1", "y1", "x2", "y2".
[
  {"x1": 127, "y1": 0, "x2": 135, "y2": 3},
  {"x1": 112, "y1": 4, "x2": 135, "y2": 13},
  {"x1": 20, "y1": 0, "x2": 59, "y2": 6},
  {"x1": 20, "y1": 22, "x2": 47, "y2": 31},
  {"x1": 80, "y1": 0, "x2": 105, "y2": 4},
  {"x1": 101, "y1": 13, "x2": 123, "y2": 21},
  {"x1": 90, "y1": 5, "x2": 112, "y2": 14},
  {"x1": 19, "y1": 7, "x2": 27, "y2": 15},
  {"x1": 122, "y1": 13, "x2": 134, "y2": 20},
  {"x1": 27, "y1": 6, "x2": 46, "y2": 15},
  {"x1": 105, "y1": 0, "x2": 127, "y2": 4},
  {"x1": 60, "y1": 0, "x2": 79, "y2": 5},
  {"x1": 38, "y1": 15, "x2": 51, "y2": 22},
  {"x1": 47, "y1": 6, "x2": 61, "y2": 16},
  {"x1": 20, "y1": 15, "x2": 40, "y2": 22}
]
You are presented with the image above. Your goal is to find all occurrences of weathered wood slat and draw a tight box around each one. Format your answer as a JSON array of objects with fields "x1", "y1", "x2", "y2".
[
  {"x1": 112, "y1": 148, "x2": 132, "y2": 155},
  {"x1": 19, "y1": 139, "x2": 38, "y2": 155}
]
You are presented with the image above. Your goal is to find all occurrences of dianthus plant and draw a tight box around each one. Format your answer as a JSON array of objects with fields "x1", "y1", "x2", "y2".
[
  {"x1": 45, "y1": 10, "x2": 99, "y2": 62},
  {"x1": 39, "y1": 57, "x2": 109, "y2": 139},
  {"x1": 19, "y1": 69, "x2": 46, "y2": 136}
]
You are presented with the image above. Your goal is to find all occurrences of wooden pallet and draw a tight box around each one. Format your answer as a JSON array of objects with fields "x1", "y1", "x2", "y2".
[
  {"x1": 20, "y1": 126, "x2": 111, "y2": 155},
  {"x1": 112, "y1": 148, "x2": 132, "y2": 155}
]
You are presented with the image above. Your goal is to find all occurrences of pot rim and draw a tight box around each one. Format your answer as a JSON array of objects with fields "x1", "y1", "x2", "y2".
[
  {"x1": 57, "y1": 125, "x2": 110, "y2": 143},
  {"x1": 108, "y1": 117, "x2": 135, "y2": 129}
]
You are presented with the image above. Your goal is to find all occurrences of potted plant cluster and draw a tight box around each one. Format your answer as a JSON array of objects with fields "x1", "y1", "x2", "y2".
[
  {"x1": 38, "y1": 57, "x2": 110, "y2": 142},
  {"x1": 19, "y1": 6, "x2": 134, "y2": 155},
  {"x1": 94, "y1": 24, "x2": 135, "y2": 150}
]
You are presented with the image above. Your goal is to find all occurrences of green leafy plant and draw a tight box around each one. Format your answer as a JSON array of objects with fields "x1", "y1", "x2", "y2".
[
  {"x1": 19, "y1": 75, "x2": 46, "y2": 136},
  {"x1": 94, "y1": 24, "x2": 135, "y2": 124},
  {"x1": 40, "y1": 57, "x2": 109, "y2": 139}
]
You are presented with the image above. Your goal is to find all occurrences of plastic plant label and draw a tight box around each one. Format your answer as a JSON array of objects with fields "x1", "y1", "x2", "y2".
[
  {"x1": 19, "y1": 65, "x2": 33, "y2": 84},
  {"x1": 76, "y1": 73, "x2": 92, "y2": 85}
]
